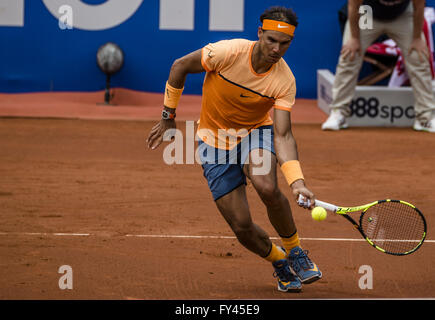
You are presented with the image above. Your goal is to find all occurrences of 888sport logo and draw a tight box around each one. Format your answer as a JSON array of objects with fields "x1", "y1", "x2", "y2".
[{"x1": 350, "y1": 97, "x2": 415, "y2": 123}]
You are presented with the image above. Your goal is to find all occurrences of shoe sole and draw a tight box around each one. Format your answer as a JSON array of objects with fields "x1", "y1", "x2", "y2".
[
  {"x1": 413, "y1": 127, "x2": 435, "y2": 133},
  {"x1": 321, "y1": 124, "x2": 349, "y2": 131},
  {"x1": 277, "y1": 284, "x2": 302, "y2": 293},
  {"x1": 299, "y1": 272, "x2": 322, "y2": 284},
  {"x1": 289, "y1": 262, "x2": 323, "y2": 284}
]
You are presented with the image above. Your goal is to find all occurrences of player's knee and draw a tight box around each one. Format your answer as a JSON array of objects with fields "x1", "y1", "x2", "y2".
[{"x1": 255, "y1": 181, "x2": 280, "y2": 205}]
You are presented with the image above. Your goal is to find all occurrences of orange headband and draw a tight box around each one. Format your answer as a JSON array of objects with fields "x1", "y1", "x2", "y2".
[{"x1": 262, "y1": 19, "x2": 295, "y2": 37}]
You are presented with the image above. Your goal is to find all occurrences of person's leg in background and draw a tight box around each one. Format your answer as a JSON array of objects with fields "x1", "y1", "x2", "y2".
[
  {"x1": 322, "y1": 17, "x2": 384, "y2": 130},
  {"x1": 387, "y1": 3, "x2": 435, "y2": 132}
]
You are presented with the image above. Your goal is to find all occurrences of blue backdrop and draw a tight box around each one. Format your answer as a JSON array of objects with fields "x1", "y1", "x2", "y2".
[{"x1": 1, "y1": 0, "x2": 434, "y2": 98}]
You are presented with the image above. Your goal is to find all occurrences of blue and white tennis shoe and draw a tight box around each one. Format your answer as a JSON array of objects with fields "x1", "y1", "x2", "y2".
[{"x1": 288, "y1": 246, "x2": 322, "y2": 284}]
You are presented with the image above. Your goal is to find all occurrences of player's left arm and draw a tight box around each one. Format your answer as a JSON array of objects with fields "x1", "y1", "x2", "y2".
[
  {"x1": 146, "y1": 49, "x2": 205, "y2": 150},
  {"x1": 410, "y1": 0, "x2": 430, "y2": 61},
  {"x1": 167, "y1": 49, "x2": 206, "y2": 90},
  {"x1": 273, "y1": 108, "x2": 315, "y2": 208}
]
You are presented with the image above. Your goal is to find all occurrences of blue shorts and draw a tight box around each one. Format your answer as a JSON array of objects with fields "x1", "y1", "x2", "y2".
[{"x1": 198, "y1": 125, "x2": 275, "y2": 201}]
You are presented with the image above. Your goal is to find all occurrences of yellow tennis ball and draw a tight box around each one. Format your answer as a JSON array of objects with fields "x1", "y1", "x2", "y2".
[{"x1": 311, "y1": 206, "x2": 327, "y2": 221}]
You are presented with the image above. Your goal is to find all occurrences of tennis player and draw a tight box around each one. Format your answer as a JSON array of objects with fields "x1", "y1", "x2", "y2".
[{"x1": 146, "y1": 6, "x2": 322, "y2": 292}]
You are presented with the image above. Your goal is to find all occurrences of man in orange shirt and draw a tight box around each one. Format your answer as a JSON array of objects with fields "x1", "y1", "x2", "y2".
[{"x1": 147, "y1": 6, "x2": 322, "y2": 292}]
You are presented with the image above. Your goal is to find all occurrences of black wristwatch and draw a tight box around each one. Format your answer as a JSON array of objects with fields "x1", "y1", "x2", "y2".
[{"x1": 162, "y1": 109, "x2": 176, "y2": 120}]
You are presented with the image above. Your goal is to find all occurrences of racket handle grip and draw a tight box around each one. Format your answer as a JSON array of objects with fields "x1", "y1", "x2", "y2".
[
  {"x1": 314, "y1": 199, "x2": 338, "y2": 213},
  {"x1": 297, "y1": 194, "x2": 338, "y2": 212}
]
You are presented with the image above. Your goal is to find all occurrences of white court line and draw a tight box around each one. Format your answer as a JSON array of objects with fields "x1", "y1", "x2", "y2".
[
  {"x1": 125, "y1": 234, "x2": 435, "y2": 243},
  {"x1": 0, "y1": 232, "x2": 90, "y2": 236},
  {"x1": 0, "y1": 231, "x2": 434, "y2": 243}
]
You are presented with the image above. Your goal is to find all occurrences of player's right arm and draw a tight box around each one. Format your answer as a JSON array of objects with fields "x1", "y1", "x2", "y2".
[
  {"x1": 146, "y1": 49, "x2": 205, "y2": 150},
  {"x1": 273, "y1": 108, "x2": 315, "y2": 209},
  {"x1": 341, "y1": 0, "x2": 363, "y2": 61}
]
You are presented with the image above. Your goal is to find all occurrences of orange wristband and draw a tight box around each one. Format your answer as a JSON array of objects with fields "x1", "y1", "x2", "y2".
[
  {"x1": 281, "y1": 160, "x2": 304, "y2": 186},
  {"x1": 164, "y1": 81, "x2": 184, "y2": 109}
]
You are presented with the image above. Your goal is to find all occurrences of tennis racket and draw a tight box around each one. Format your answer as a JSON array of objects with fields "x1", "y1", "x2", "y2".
[{"x1": 299, "y1": 196, "x2": 427, "y2": 256}]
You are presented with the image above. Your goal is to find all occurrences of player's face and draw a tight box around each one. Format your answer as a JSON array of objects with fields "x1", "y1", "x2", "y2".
[{"x1": 257, "y1": 29, "x2": 293, "y2": 64}]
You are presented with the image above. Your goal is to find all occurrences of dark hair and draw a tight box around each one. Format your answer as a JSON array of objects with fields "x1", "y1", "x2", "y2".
[{"x1": 260, "y1": 6, "x2": 298, "y2": 27}]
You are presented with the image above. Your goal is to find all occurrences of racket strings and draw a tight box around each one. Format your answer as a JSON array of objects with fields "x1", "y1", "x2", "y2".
[{"x1": 361, "y1": 201, "x2": 426, "y2": 255}]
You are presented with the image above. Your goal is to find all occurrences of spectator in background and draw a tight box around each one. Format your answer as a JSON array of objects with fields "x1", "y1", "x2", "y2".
[{"x1": 322, "y1": 0, "x2": 435, "y2": 132}]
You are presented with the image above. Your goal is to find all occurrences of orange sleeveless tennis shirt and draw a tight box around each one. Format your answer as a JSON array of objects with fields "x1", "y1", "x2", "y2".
[{"x1": 198, "y1": 39, "x2": 296, "y2": 150}]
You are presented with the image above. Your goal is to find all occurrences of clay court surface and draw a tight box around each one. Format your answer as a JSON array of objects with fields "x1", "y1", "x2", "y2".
[{"x1": 0, "y1": 90, "x2": 434, "y2": 300}]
